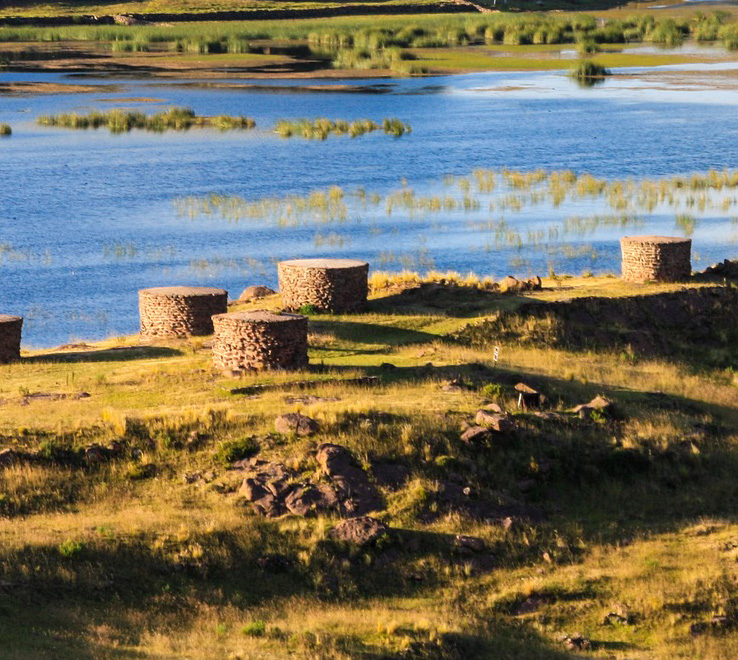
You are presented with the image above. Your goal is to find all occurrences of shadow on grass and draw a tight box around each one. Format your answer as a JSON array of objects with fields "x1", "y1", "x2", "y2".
[
  {"x1": 25, "y1": 345, "x2": 182, "y2": 364},
  {"x1": 311, "y1": 319, "x2": 441, "y2": 346},
  {"x1": 368, "y1": 284, "x2": 531, "y2": 318},
  {"x1": 0, "y1": 523, "x2": 591, "y2": 660}
]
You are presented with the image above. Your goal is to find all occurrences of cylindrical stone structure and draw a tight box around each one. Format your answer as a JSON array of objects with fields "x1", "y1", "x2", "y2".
[
  {"x1": 0, "y1": 315, "x2": 22, "y2": 363},
  {"x1": 621, "y1": 236, "x2": 692, "y2": 283},
  {"x1": 139, "y1": 286, "x2": 228, "y2": 338},
  {"x1": 212, "y1": 311, "x2": 308, "y2": 372},
  {"x1": 277, "y1": 258, "x2": 369, "y2": 313}
]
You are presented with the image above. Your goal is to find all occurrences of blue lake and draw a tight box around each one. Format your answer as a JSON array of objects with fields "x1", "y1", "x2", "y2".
[{"x1": 2, "y1": 64, "x2": 738, "y2": 346}]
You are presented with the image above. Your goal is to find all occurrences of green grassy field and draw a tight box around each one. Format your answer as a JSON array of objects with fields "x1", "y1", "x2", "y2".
[
  {"x1": 3, "y1": 9, "x2": 738, "y2": 78},
  {"x1": 1, "y1": 273, "x2": 738, "y2": 658}
]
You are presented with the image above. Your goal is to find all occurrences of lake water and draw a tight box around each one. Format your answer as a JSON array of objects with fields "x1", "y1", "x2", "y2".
[{"x1": 2, "y1": 63, "x2": 738, "y2": 347}]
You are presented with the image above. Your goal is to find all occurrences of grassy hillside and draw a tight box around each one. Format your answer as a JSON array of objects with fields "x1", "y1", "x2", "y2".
[{"x1": 2, "y1": 273, "x2": 738, "y2": 658}]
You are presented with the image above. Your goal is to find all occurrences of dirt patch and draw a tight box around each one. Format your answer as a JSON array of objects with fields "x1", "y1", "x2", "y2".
[
  {"x1": 97, "y1": 96, "x2": 164, "y2": 103},
  {"x1": 0, "y1": 81, "x2": 123, "y2": 95}
]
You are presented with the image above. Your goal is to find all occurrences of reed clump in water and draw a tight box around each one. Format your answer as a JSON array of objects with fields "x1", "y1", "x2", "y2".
[
  {"x1": 569, "y1": 60, "x2": 610, "y2": 86},
  {"x1": 36, "y1": 107, "x2": 256, "y2": 134},
  {"x1": 0, "y1": 124, "x2": 11, "y2": 137},
  {"x1": 274, "y1": 118, "x2": 410, "y2": 140}
]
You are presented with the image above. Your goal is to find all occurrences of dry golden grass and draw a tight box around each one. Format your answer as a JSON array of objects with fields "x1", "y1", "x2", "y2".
[{"x1": 1, "y1": 274, "x2": 738, "y2": 658}]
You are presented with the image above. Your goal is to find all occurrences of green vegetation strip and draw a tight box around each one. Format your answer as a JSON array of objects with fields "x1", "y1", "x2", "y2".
[
  {"x1": 274, "y1": 117, "x2": 411, "y2": 139},
  {"x1": 2, "y1": 11, "x2": 738, "y2": 75},
  {"x1": 36, "y1": 107, "x2": 255, "y2": 133}
]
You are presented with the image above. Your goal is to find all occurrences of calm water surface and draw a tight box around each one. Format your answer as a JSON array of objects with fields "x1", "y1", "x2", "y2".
[{"x1": 1, "y1": 65, "x2": 738, "y2": 346}]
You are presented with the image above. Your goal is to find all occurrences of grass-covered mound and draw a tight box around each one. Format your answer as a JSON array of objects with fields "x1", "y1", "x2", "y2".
[{"x1": 1, "y1": 274, "x2": 738, "y2": 658}]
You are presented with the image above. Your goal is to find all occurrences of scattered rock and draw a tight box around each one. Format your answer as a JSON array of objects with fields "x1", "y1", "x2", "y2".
[
  {"x1": 502, "y1": 516, "x2": 516, "y2": 531},
  {"x1": 112, "y1": 13, "x2": 149, "y2": 25},
  {"x1": 316, "y1": 443, "x2": 383, "y2": 515},
  {"x1": 283, "y1": 395, "x2": 340, "y2": 405},
  {"x1": 474, "y1": 410, "x2": 513, "y2": 432},
  {"x1": 274, "y1": 412, "x2": 319, "y2": 437},
  {"x1": 460, "y1": 425, "x2": 491, "y2": 443},
  {"x1": 602, "y1": 612, "x2": 629, "y2": 626},
  {"x1": 238, "y1": 285, "x2": 276, "y2": 302},
  {"x1": 515, "y1": 382, "x2": 547, "y2": 409},
  {"x1": 284, "y1": 483, "x2": 338, "y2": 517},
  {"x1": 698, "y1": 259, "x2": 738, "y2": 280},
  {"x1": 533, "y1": 411, "x2": 565, "y2": 422},
  {"x1": 690, "y1": 615, "x2": 735, "y2": 635},
  {"x1": 442, "y1": 377, "x2": 473, "y2": 393},
  {"x1": 573, "y1": 395, "x2": 613, "y2": 417},
  {"x1": 480, "y1": 402, "x2": 504, "y2": 414},
  {"x1": 240, "y1": 477, "x2": 282, "y2": 517},
  {"x1": 499, "y1": 275, "x2": 542, "y2": 294},
  {"x1": 239, "y1": 446, "x2": 383, "y2": 519},
  {"x1": 515, "y1": 595, "x2": 547, "y2": 615},
  {"x1": 453, "y1": 534, "x2": 486, "y2": 553},
  {"x1": 436, "y1": 481, "x2": 544, "y2": 524},
  {"x1": 84, "y1": 444, "x2": 110, "y2": 464},
  {"x1": 500, "y1": 275, "x2": 521, "y2": 293},
  {"x1": 562, "y1": 633, "x2": 591, "y2": 651},
  {"x1": 330, "y1": 516, "x2": 389, "y2": 546}
]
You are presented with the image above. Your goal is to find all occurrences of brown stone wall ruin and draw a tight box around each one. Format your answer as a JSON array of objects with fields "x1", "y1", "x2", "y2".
[
  {"x1": 212, "y1": 311, "x2": 308, "y2": 372},
  {"x1": 278, "y1": 258, "x2": 369, "y2": 313},
  {"x1": 0, "y1": 315, "x2": 22, "y2": 363},
  {"x1": 621, "y1": 236, "x2": 692, "y2": 283},
  {"x1": 139, "y1": 286, "x2": 227, "y2": 337}
]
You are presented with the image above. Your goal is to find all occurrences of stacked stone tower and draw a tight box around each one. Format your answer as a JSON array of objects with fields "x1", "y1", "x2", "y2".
[
  {"x1": 278, "y1": 258, "x2": 368, "y2": 313},
  {"x1": 212, "y1": 311, "x2": 308, "y2": 372},
  {"x1": 620, "y1": 236, "x2": 692, "y2": 283},
  {"x1": 0, "y1": 315, "x2": 23, "y2": 363},
  {"x1": 139, "y1": 286, "x2": 227, "y2": 337}
]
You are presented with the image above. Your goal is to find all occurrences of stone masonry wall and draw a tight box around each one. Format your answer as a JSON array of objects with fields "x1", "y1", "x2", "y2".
[
  {"x1": 278, "y1": 258, "x2": 368, "y2": 313},
  {"x1": 139, "y1": 286, "x2": 228, "y2": 337},
  {"x1": 621, "y1": 236, "x2": 692, "y2": 283},
  {"x1": 212, "y1": 311, "x2": 308, "y2": 372},
  {"x1": 0, "y1": 315, "x2": 22, "y2": 363}
]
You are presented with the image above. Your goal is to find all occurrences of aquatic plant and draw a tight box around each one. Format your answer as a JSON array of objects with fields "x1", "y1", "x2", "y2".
[
  {"x1": 569, "y1": 60, "x2": 610, "y2": 86},
  {"x1": 0, "y1": 124, "x2": 11, "y2": 137},
  {"x1": 36, "y1": 107, "x2": 255, "y2": 134},
  {"x1": 273, "y1": 118, "x2": 409, "y2": 140}
]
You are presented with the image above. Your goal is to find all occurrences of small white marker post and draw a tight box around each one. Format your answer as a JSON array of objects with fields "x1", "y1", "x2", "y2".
[{"x1": 493, "y1": 345, "x2": 499, "y2": 365}]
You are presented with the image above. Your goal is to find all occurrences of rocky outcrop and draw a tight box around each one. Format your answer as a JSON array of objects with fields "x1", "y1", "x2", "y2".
[
  {"x1": 238, "y1": 445, "x2": 383, "y2": 518},
  {"x1": 274, "y1": 413, "x2": 319, "y2": 436},
  {"x1": 238, "y1": 285, "x2": 276, "y2": 302},
  {"x1": 330, "y1": 516, "x2": 389, "y2": 546},
  {"x1": 316, "y1": 443, "x2": 383, "y2": 516}
]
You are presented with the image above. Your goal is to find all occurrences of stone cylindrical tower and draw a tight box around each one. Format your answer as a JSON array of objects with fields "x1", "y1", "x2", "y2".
[
  {"x1": 621, "y1": 236, "x2": 692, "y2": 283},
  {"x1": 138, "y1": 286, "x2": 228, "y2": 337},
  {"x1": 0, "y1": 315, "x2": 22, "y2": 363},
  {"x1": 277, "y1": 258, "x2": 369, "y2": 313},
  {"x1": 211, "y1": 311, "x2": 308, "y2": 372}
]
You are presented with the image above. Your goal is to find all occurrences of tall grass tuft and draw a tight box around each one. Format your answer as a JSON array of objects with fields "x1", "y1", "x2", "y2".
[{"x1": 569, "y1": 60, "x2": 610, "y2": 86}]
